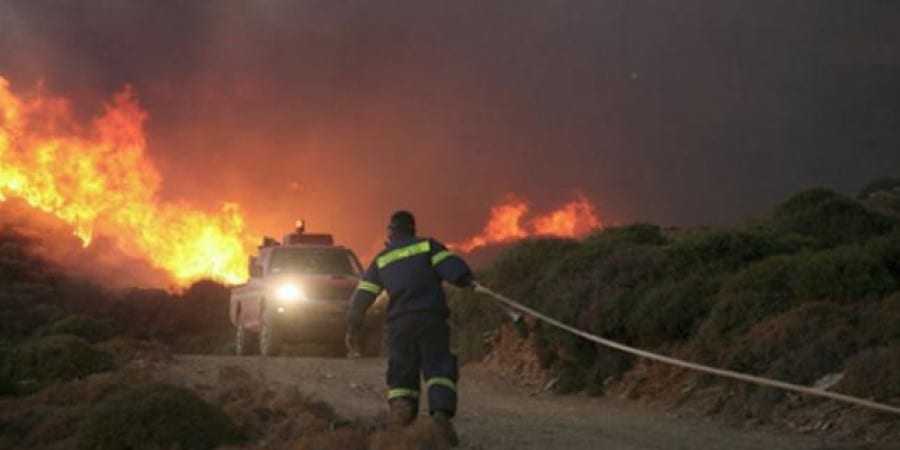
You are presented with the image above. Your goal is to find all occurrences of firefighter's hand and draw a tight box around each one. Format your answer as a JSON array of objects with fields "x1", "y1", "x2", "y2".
[{"x1": 345, "y1": 331, "x2": 362, "y2": 359}]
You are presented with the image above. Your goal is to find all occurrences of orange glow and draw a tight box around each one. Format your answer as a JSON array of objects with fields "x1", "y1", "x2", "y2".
[
  {"x1": 0, "y1": 77, "x2": 255, "y2": 285},
  {"x1": 453, "y1": 195, "x2": 601, "y2": 252}
]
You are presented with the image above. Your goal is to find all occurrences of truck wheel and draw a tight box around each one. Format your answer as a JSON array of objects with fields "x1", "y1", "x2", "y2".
[
  {"x1": 260, "y1": 314, "x2": 281, "y2": 357},
  {"x1": 235, "y1": 323, "x2": 259, "y2": 356}
]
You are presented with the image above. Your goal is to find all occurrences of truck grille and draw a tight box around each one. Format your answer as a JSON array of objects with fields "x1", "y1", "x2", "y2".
[{"x1": 307, "y1": 285, "x2": 355, "y2": 301}]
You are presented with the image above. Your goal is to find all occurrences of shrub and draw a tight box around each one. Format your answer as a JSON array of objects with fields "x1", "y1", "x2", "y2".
[
  {"x1": 94, "y1": 337, "x2": 172, "y2": 365},
  {"x1": 0, "y1": 341, "x2": 14, "y2": 396},
  {"x1": 546, "y1": 240, "x2": 666, "y2": 310},
  {"x1": 28, "y1": 303, "x2": 67, "y2": 326},
  {"x1": 450, "y1": 238, "x2": 582, "y2": 361},
  {"x1": 859, "y1": 293, "x2": 900, "y2": 346},
  {"x1": 176, "y1": 279, "x2": 232, "y2": 335},
  {"x1": 625, "y1": 275, "x2": 720, "y2": 347},
  {"x1": 533, "y1": 243, "x2": 667, "y2": 362},
  {"x1": 722, "y1": 255, "x2": 796, "y2": 300},
  {"x1": 586, "y1": 223, "x2": 669, "y2": 246},
  {"x1": 838, "y1": 346, "x2": 900, "y2": 402},
  {"x1": 790, "y1": 245, "x2": 897, "y2": 302},
  {"x1": 723, "y1": 302, "x2": 857, "y2": 383},
  {"x1": 772, "y1": 188, "x2": 897, "y2": 246},
  {"x1": 866, "y1": 231, "x2": 900, "y2": 279},
  {"x1": 0, "y1": 289, "x2": 59, "y2": 341},
  {"x1": 8, "y1": 335, "x2": 115, "y2": 393},
  {"x1": 859, "y1": 176, "x2": 900, "y2": 200},
  {"x1": 582, "y1": 246, "x2": 668, "y2": 331},
  {"x1": 0, "y1": 227, "x2": 47, "y2": 283},
  {"x1": 77, "y1": 383, "x2": 243, "y2": 450},
  {"x1": 448, "y1": 287, "x2": 506, "y2": 362},
  {"x1": 40, "y1": 314, "x2": 116, "y2": 344},
  {"x1": 666, "y1": 229, "x2": 794, "y2": 277},
  {"x1": 698, "y1": 289, "x2": 794, "y2": 344},
  {"x1": 487, "y1": 237, "x2": 579, "y2": 301}
]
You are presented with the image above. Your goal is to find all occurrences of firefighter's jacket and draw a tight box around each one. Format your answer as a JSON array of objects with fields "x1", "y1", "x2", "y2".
[{"x1": 348, "y1": 235, "x2": 472, "y2": 330}]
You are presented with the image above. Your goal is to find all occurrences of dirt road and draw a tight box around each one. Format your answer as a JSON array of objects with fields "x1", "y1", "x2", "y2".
[{"x1": 168, "y1": 355, "x2": 844, "y2": 450}]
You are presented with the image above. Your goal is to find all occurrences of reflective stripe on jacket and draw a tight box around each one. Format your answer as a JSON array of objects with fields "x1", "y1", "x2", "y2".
[{"x1": 348, "y1": 236, "x2": 472, "y2": 326}]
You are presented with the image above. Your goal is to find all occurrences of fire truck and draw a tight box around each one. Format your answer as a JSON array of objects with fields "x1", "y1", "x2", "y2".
[{"x1": 230, "y1": 221, "x2": 380, "y2": 357}]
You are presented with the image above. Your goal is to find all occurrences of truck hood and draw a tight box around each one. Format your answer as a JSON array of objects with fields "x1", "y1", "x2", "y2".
[{"x1": 268, "y1": 273, "x2": 359, "y2": 302}]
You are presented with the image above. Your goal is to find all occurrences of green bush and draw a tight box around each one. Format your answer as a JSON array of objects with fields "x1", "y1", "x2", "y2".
[
  {"x1": 449, "y1": 238, "x2": 579, "y2": 361},
  {"x1": 698, "y1": 290, "x2": 794, "y2": 343},
  {"x1": 448, "y1": 287, "x2": 506, "y2": 361},
  {"x1": 8, "y1": 335, "x2": 114, "y2": 393},
  {"x1": 790, "y1": 245, "x2": 896, "y2": 301},
  {"x1": 772, "y1": 188, "x2": 897, "y2": 246},
  {"x1": 866, "y1": 231, "x2": 900, "y2": 279},
  {"x1": 487, "y1": 238, "x2": 580, "y2": 300},
  {"x1": 586, "y1": 223, "x2": 669, "y2": 246},
  {"x1": 533, "y1": 243, "x2": 667, "y2": 363},
  {"x1": 666, "y1": 229, "x2": 795, "y2": 277},
  {"x1": 722, "y1": 255, "x2": 796, "y2": 300},
  {"x1": 859, "y1": 176, "x2": 900, "y2": 200},
  {"x1": 41, "y1": 314, "x2": 116, "y2": 344},
  {"x1": 554, "y1": 244, "x2": 666, "y2": 321},
  {"x1": 77, "y1": 383, "x2": 243, "y2": 450},
  {"x1": 625, "y1": 275, "x2": 719, "y2": 347}
]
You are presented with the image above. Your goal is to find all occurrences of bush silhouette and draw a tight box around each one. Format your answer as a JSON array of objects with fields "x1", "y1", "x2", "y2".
[
  {"x1": 666, "y1": 229, "x2": 795, "y2": 277},
  {"x1": 7, "y1": 335, "x2": 114, "y2": 393},
  {"x1": 772, "y1": 188, "x2": 897, "y2": 246},
  {"x1": 0, "y1": 341, "x2": 14, "y2": 396},
  {"x1": 625, "y1": 275, "x2": 719, "y2": 347},
  {"x1": 790, "y1": 245, "x2": 896, "y2": 302},
  {"x1": 859, "y1": 177, "x2": 900, "y2": 200},
  {"x1": 41, "y1": 314, "x2": 116, "y2": 344},
  {"x1": 77, "y1": 383, "x2": 243, "y2": 450}
]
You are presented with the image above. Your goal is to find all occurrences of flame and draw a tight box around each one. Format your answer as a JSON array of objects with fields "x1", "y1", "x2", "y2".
[
  {"x1": 453, "y1": 195, "x2": 601, "y2": 253},
  {"x1": 0, "y1": 77, "x2": 254, "y2": 285},
  {"x1": 532, "y1": 196, "x2": 600, "y2": 236}
]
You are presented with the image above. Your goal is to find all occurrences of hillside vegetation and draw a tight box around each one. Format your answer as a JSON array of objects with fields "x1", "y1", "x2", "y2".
[{"x1": 450, "y1": 179, "x2": 900, "y2": 431}]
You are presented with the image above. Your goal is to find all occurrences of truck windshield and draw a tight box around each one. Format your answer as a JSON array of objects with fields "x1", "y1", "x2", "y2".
[{"x1": 269, "y1": 248, "x2": 359, "y2": 276}]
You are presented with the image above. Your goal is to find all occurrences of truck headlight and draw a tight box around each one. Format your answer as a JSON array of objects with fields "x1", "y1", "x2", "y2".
[{"x1": 274, "y1": 283, "x2": 304, "y2": 302}]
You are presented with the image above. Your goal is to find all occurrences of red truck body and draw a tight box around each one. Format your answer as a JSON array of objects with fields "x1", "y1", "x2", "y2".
[{"x1": 230, "y1": 228, "x2": 364, "y2": 356}]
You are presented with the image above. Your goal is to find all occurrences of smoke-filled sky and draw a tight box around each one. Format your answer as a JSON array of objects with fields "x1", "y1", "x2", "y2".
[{"x1": 1, "y1": 0, "x2": 899, "y2": 259}]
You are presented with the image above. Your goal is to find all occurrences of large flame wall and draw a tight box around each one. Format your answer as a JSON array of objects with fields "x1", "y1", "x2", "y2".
[{"x1": 0, "y1": 77, "x2": 254, "y2": 285}]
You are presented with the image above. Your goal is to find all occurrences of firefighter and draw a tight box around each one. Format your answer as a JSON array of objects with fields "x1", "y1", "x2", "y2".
[{"x1": 346, "y1": 210, "x2": 474, "y2": 446}]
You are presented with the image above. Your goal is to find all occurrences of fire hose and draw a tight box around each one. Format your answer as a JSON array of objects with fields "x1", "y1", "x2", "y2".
[{"x1": 473, "y1": 282, "x2": 900, "y2": 416}]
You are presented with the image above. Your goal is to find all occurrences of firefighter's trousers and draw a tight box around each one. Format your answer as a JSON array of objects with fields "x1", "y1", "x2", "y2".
[{"x1": 386, "y1": 313, "x2": 458, "y2": 417}]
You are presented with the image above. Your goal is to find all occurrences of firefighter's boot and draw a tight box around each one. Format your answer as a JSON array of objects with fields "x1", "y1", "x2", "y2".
[
  {"x1": 432, "y1": 411, "x2": 460, "y2": 447},
  {"x1": 388, "y1": 398, "x2": 416, "y2": 428}
]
